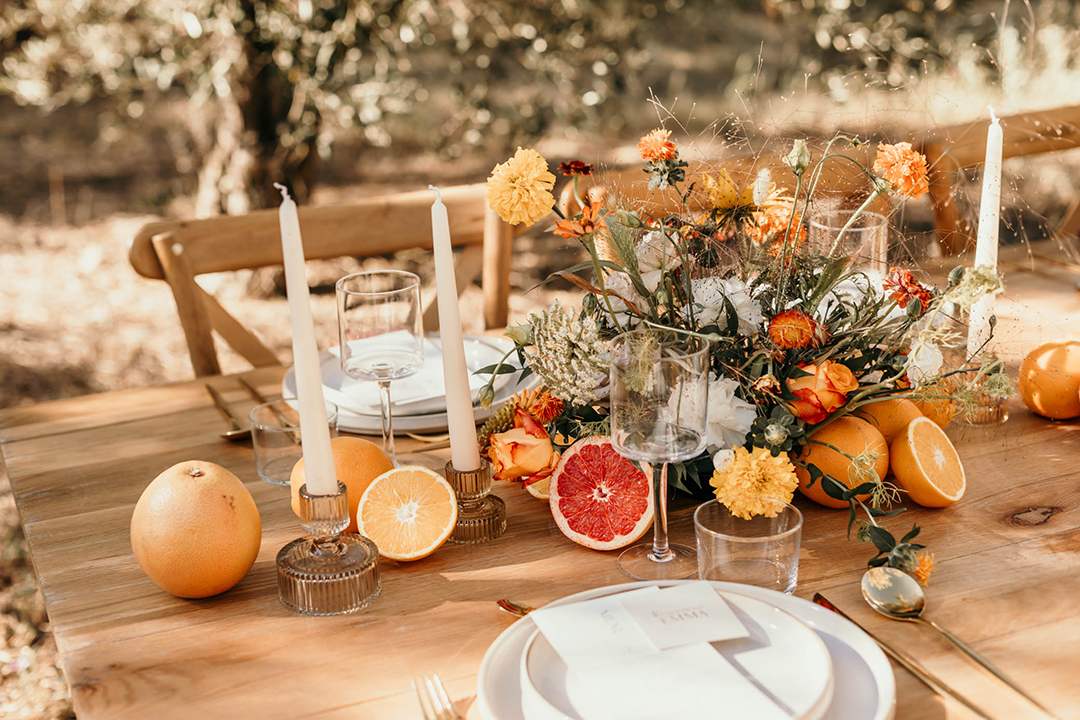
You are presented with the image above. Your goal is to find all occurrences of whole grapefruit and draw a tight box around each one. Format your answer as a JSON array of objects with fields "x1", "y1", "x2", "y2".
[
  {"x1": 548, "y1": 436, "x2": 653, "y2": 551},
  {"x1": 131, "y1": 460, "x2": 261, "y2": 598},
  {"x1": 795, "y1": 416, "x2": 890, "y2": 509},
  {"x1": 290, "y1": 436, "x2": 393, "y2": 533},
  {"x1": 1019, "y1": 340, "x2": 1080, "y2": 419}
]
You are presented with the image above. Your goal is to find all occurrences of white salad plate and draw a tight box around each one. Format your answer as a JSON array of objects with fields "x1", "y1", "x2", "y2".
[
  {"x1": 520, "y1": 590, "x2": 833, "y2": 720},
  {"x1": 477, "y1": 580, "x2": 896, "y2": 720},
  {"x1": 282, "y1": 334, "x2": 537, "y2": 435}
]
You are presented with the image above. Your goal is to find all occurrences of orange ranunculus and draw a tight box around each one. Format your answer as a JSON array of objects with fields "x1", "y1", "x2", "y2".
[
  {"x1": 638, "y1": 128, "x2": 677, "y2": 163},
  {"x1": 488, "y1": 408, "x2": 560, "y2": 484},
  {"x1": 786, "y1": 360, "x2": 859, "y2": 424},
  {"x1": 873, "y1": 142, "x2": 929, "y2": 198}
]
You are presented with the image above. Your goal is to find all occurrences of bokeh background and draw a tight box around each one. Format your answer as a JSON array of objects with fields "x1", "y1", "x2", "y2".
[{"x1": 4, "y1": 1, "x2": 1080, "y2": 716}]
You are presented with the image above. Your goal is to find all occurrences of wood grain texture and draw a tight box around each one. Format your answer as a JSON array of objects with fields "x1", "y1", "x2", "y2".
[{"x1": 5, "y1": 256, "x2": 1080, "y2": 719}]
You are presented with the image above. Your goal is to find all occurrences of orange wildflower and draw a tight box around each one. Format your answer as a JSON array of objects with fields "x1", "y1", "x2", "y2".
[
  {"x1": 884, "y1": 267, "x2": 933, "y2": 312},
  {"x1": 873, "y1": 142, "x2": 929, "y2": 198},
  {"x1": 912, "y1": 551, "x2": 935, "y2": 585},
  {"x1": 520, "y1": 388, "x2": 565, "y2": 424},
  {"x1": 559, "y1": 160, "x2": 593, "y2": 176},
  {"x1": 553, "y1": 197, "x2": 604, "y2": 239},
  {"x1": 750, "y1": 199, "x2": 806, "y2": 257},
  {"x1": 768, "y1": 309, "x2": 820, "y2": 350},
  {"x1": 638, "y1": 128, "x2": 677, "y2": 163}
]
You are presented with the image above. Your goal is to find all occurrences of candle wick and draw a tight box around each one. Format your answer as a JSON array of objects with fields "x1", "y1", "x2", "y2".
[
  {"x1": 428, "y1": 185, "x2": 442, "y2": 203},
  {"x1": 274, "y1": 182, "x2": 292, "y2": 202},
  {"x1": 988, "y1": 106, "x2": 998, "y2": 123}
]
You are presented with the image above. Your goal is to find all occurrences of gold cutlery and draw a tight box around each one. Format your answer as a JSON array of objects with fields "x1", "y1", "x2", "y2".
[
  {"x1": 861, "y1": 568, "x2": 1059, "y2": 719},
  {"x1": 813, "y1": 593, "x2": 996, "y2": 720},
  {"x1": 204, "y1": 384, "x2": 250, "y2": 441},
  {"x1": 412, "y1": 673, "x2": 463, "y2": 720},
  {"x1": 496, "y1": 598, "x2": 534, "y2": 617}
]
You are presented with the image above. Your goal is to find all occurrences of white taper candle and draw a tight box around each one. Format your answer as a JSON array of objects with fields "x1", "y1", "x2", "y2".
[
  {"x1": 275, "y1": 184, "x2": 337, "y2": 495},
  {"x1": 967, "y1": 109, "x2": 1003, "y2": 358},
  {"x1": 430, "y1": 186, "x2": 482, "y2": 472}
]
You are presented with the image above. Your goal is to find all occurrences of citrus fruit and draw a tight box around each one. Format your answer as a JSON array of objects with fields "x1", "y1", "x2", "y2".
[
  {"x1": 131, "y1": 460, "x2": 261, "y2": 598},
  {"x1": 524, "y1": 475, "x2": 550, "y2": 500},
  {"x1": 795, "y1": 416, "x2": 890, "y2": 509},
  {"x1": 1019, "y1": 340, "x2": 1080, "y2": 419},
  {"x1": 890, "y1": 416, "x2": 966, "y2": 507},
  {"x1": 854, "y1": 397, "x2": 923, "y2": 443},
  {"x1": 912, "y1": 378, "x2": 957, "y2": 429},
  {"x1": 291, "y1": 436, "x2": 393, "y2": 533},
  {"x1": 548, "y1": 436, "x2": 653, "y2": 551},
  {"x1": 356, "y1": 465, "x2": 457, "y2": 561}
]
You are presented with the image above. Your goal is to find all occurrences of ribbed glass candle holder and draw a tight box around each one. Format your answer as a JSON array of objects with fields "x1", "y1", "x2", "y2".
[
  {"x1": 277, "y1": 481, "x2": 381, "y2": 615},
  {"x1": 445, "y1": 458, "x2": 506, "y2": 544}
]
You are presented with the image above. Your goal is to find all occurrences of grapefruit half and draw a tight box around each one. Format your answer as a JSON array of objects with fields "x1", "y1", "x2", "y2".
[{"x1": 548, "y1": 436, "x2": 653, "y2": 551}]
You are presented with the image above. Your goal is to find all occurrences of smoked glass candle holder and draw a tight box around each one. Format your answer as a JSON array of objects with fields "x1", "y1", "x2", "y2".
[
  {"x1": 277, "y1": 481, "x2": 381, "y2": 615},
  {"x1": 444, "y1": 458, "x2": 506, "y2": 544}
]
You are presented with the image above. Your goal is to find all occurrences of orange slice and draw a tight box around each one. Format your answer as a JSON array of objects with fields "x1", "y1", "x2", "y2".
[
  {"x1": 889, "y1": 416, "x2": 966, "y2": 507},
  {"x1": 524, "y1": 475, "x2": 550, "y2": 500},
  {"x1": 356, "y1": 466, "x2": 458, "y2": 561}
]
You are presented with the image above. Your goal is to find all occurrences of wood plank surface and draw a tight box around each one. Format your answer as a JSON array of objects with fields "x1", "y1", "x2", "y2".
[{"x1": 4, "y1": 254, "x2": 1080, "y2": 719}]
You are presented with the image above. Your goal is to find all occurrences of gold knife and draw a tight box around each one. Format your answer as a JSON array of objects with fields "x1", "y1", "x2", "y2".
[
  {"x1": 204, "y1": 384, "x2": 250, "y2": 440},
  {"x1": 812, "y1": 594, "x2": 997, "y2": 720}
]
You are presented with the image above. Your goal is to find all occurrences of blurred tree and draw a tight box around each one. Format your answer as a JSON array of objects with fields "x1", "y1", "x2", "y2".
[{"x1": 0, "y1": 0, "x2": 659, "y2": 215}]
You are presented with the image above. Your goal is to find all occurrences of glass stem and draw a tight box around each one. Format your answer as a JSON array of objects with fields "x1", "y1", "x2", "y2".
[
  {"x1": 650, "y1": 462, "x2": 673, "y2": 562},
  {"x1": 378, "y1": 380, "x2": 396, "y2": 465}
]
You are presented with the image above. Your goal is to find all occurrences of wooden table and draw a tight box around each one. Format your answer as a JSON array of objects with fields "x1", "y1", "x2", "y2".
[{"x1": 5, "y1": 266, "x2": 1080, "y2": 719}]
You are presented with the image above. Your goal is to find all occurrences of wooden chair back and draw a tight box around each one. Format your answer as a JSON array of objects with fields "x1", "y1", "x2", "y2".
[{"x1": 129, "y1": 183, "x2": 516, "y2": 377}]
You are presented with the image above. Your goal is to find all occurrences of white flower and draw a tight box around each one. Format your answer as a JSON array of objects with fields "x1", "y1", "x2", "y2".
[
  {"x1": 713, "y1": 448, "x2": 735, "y2": 473},
  {"x1": 686, "y1": 277, "x2": 764, "y2": 335},
  {"x1": 706, "y1": 374, "x2": 757, "y2": 452},
  {"x1": 636, "y1": 231, "x2": 681, "y2": 292},
  {"x1": 906, "y1": 342, "x2": 944, "y2": 386},
  {"x1": 753, "y1": 169, "x2": 772, "y2": 207},
  {"x1": 603, "y1": 271, "x2": 646, "y2": 314}
]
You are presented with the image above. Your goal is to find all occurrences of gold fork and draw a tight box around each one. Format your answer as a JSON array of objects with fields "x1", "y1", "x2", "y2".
[{"x1": 411, "y1": 673, "x2": 462, "y2": 720}]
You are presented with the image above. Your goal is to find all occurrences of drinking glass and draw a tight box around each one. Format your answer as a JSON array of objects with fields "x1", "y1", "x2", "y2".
[
  {"x1": 249, "y1": 400, "x2": 338, "y2": 486},
  {"x1": 336, "y1": 270, "x2": 423, "y2": 465},
  {"x1": 610, "y1": 330, "x2": 709, "y2": 580},
  {"x1": 695, "y1": 499, "x2": 803, "y2": 594},
  {"x1": 808, "y1": 209, "x2": 889, "y2": 274}
]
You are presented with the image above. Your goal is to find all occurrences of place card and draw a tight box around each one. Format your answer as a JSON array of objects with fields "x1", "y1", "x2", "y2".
[
  {"x1": 565, "y1": 642, "x2": 792, "y2": 720},
  {"x1": 617, "y1": 582, "x2": 749, "y2": 650},
  {"x1": 530, "y1": 587, "x2": 661, "y2": 667}
]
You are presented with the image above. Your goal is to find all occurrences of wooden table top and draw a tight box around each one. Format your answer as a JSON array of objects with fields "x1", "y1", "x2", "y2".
[{"x1": 4, "y1": 262, "x2": 1080, "y2": 720}]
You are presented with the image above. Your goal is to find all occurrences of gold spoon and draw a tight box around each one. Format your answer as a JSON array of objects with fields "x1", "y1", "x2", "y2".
[{"x1": 862, "y1": 567, "x2": 1060, "y2": 719}]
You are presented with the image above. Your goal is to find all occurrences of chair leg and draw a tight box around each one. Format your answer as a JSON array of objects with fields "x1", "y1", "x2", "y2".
[
  {"x1": 152, "y1": 236, "x2": 221, "y2": 377},
  {"x1": 198, "y1": 286, "x2": 280, "y2": 368},
  {"x1": 924, "y1": 144, "x2": 973, "y2": 256},
  {"x1": 481, "y1": 207, "x2": 514, "y2": 329}
]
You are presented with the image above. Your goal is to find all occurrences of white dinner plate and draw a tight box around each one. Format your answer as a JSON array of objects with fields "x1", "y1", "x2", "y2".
[
  {"x1": 282, "y1": 334, "x2": 538, "y2": 435},
  {"x1": 520, "y1": 590, "x2": 833, "y2": 720},
  {"x1": 477, "y1": 581, "x2": 895, "y2": 720}
]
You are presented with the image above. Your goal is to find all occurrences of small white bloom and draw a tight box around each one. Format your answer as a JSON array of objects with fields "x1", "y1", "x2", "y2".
[
  {"x1": 636, "y1": 231, "x2": 681, "y2": 292},
  {"x1": 706, "y1": 374, "x2": 757, "y2": 452},
  {"x1": 603, "y1": 271, "x2": 646, "y2": 314},
  {"x1": 906, "y1": 342, "x2": 944, "y2": 386},
  {"x1": 713, "y1": 448, "x2": 736, "y2": 473},
  {"x1": 686, "y1": 277, "x2": 764, "y2": 336},
  {"x1": 752, "y1": 168, "x2": 772, "y2": 207}
]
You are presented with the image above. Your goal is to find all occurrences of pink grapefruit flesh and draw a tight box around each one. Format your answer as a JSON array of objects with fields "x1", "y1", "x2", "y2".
[{"x1": 548, "y1": 436, "x2": 653, "y2": 551}]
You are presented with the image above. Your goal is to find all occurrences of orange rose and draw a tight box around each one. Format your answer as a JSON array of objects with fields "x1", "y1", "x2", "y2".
[
  {"x1": 786, "y1": 360, "x2": 859, "y2": 424},
  {"x1": 488, "y1": 409, "x2": 560, "y2": 484}
]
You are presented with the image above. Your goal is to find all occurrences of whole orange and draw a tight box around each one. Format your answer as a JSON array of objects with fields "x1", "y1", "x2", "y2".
[
  {"x1": 1019, "y1": 340, "x2": 1080, "y2": 419},
  {"x1": 854, "y1": 397, "x2": 923, "y2": 444},
  {"x1": 912, "y1": 378, "x2": 957, "y2": 429},
  {"x1": 795, "y1": 416, "x2": 890, "y2": 508},
  {"x1": 131, "y1": 460, "x2": 261, "y2": 598},
  {"x1": 290, "y1": 436, "x2": 393, "y2": 533}
]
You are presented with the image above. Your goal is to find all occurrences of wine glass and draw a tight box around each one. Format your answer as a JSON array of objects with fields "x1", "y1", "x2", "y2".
[
  {"x1": 610, "y1": 329, "x2": 709, "y2": 580},
  {"x1": 336, "y1": 270, "x2": 423, "y2": 465}
]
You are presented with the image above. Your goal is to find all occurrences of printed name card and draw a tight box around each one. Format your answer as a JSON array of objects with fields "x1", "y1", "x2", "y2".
[
  {"x1": 618, "y1": 582, "x2": 750, "y2": 650},
  {"x1": 530, "y1": 587, "x2": 662, "y2": 667}
]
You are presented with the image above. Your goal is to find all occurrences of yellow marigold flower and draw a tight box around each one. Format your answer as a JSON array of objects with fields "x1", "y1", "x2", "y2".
[
  {"x1": 638, "y1": 128, "x2": 677, "y2": 163},
  {"x1": 873, "y1": 142, "x2": 929, "y2": 199},
  {"x1": 912, "y1": 550, "x2": 935, "y2": 585},
  {"x1": 486, "y1": 147, "x2": 556, "y2": 226},
  {"x1": 710, "y1": 446, "x2": 799, "y2": 520}
]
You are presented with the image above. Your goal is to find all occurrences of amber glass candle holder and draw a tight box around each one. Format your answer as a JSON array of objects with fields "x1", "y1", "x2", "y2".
[
  {"x1": 277, "y1": 481, "x2": 381, "y2": 615},
  {"x1": 445, "y1": 458, "x2": 506, "y2": 544}
]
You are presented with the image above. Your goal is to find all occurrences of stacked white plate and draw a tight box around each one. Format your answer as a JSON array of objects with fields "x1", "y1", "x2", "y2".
[
  {"x1": 282, "y1": 334, "x2": 538, "y2": 435},
  {"x1": 478, "y1": 581, "x2": 896, "y2": 720}
]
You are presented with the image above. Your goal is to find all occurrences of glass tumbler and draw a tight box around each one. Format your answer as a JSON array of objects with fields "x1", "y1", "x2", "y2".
[
  {"x1": 808, "y1": 209, "x2": 889, "y2": 274},
  {"x1": 694, "y1": 498, "x2": 803, "y2": 594},
  {"x1": 250, "y1": 400, "x2": 339, "y2": 486}
]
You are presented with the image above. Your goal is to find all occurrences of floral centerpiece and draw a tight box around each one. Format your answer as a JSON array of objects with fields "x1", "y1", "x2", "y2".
[{"x1": 476, "y1": 130, "x2": 1009, "y2": 579}]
